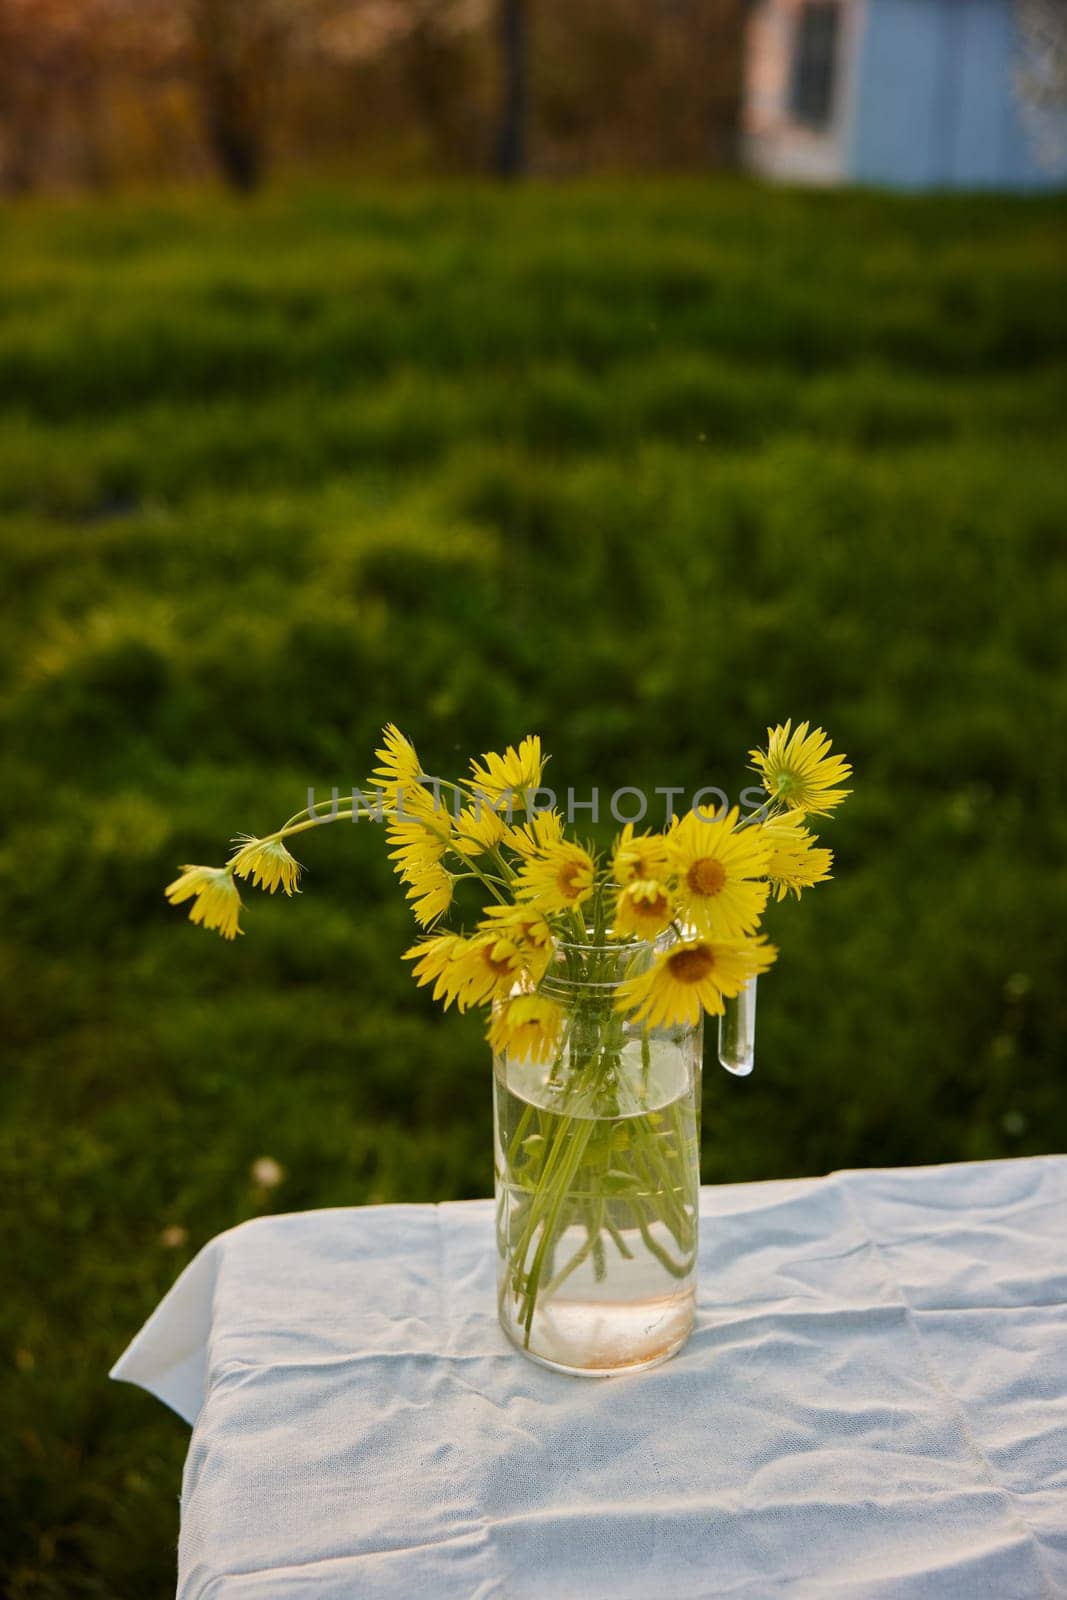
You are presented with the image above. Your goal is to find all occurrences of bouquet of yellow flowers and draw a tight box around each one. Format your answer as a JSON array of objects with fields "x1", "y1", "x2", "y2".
[
  {"x1": 166, "y1": 720, "x2": 850, "y2": 1373},
  {"x1": 166, "y1": 720, "x2": 848, "y2": 1032}
]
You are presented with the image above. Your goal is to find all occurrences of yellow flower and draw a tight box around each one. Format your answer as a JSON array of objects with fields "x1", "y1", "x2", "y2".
[
  {"x1": 403, "y1": 932, "x2": 470, "y2": 1010},
  {"x1": 165, "y1": 865, "x2": 243, "y2": 941},
  {"x1": 668, "y1": 807, "x2": 771, "y2": 939},
  {"x1": 514, "y1": 839, "x2": 595, "y2": 914},
  {"x1": 616, "y1": 936, "x2": 776, "y2": 1028},
  {"x1": 406, "y1": 863, "x2": 453, "y2": 927},
  {"x1": 453, "y1": 805, "x2": 507, "y2": 856},
  {"x1": 469, "y1": 735, "x2": 544, "y2": 808},
  {"x1": 502, "y1": 810, "x2": 564, "y2": 858},
  {"x1": 613, "y1": 879, "x2": 674, "y2": 940},
  {"x1": 478, "y1": 903, "x2": 554, "y2": 984},
  {"x1": 371, "y1": 723, "x2": 422, "y2": 793},
  {"x1": 750, "y1": 721, "x2": 852, "y2": 817},
  {"x1": 762, "y1": 810, "x2": 834, "y2": 901},
  {"x1": 370, "y1": 724, "x2": 441, "y2": 817},
  {"x1": 453, "y1": 932, "x2": 527, "y2": 1008},
  {"x1": 488, "y1": 995, "x2": 564, "y2": 1065},
  {"x1": 611, "y1": 824, "x2": 670, "y2": 886},
  {"x1": 386, "y1": 813, "x2": 450, "y2": 884},
  {"x1": 228, "y1": 835, "x2": 302, "y2": 896}
]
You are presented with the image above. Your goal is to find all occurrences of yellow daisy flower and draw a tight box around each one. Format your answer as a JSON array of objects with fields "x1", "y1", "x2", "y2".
[
  {"x1": 478, "y1": 903, "x2": 554, "y2": 984},
  {"x1": 750, "y1": 721, "x2": 852, "y2": 817},
  {"x1": 228, "y1": 835, "x2": 302, "y2": 896},
  {"x1": 488, "y1": 995, "x2": 564, "y2": 1065},
  {"x1": 514, "y1": 839, "x2": 595, "y2": 914},
  {"x1": 402, "y1": 932, "x2": 470, "y2": 1010},
  {"x1": 165, "y1": 865, "x2": 243, "y2": 941},
  {"x1": 406, "y1": 863, "x2": 453, "y2": 927},
  {"x1": 388, "y1": 776, "x2": 449, "y2": 833},
  {"x1": 453, "y1": 932, "x2": 526, "y2": 1008},
  {"x1": 613, "y1": 878, "x2": 675, "y2": 940},
  {"x1": 668, "y1": 807, "x2": 771, "y2": 939},
  {"x1": 615, "y1": 936, "x2": 776, "y2": 1028},
  {"x1": 386, "y1": 812, "x2": 450, "y2": 884},
  {"x1": 502, "y1": 810, "x2": 564, "y2": 858},
  {"x1": 371, "y1": 723, "x2": 422, "y2": 794},
  {"x1": 611, "y1": 824, "x2": 671, "y2": 886},
  {"x1": 453, "y1": 805, "x2": 507, "y2": 856},
  {"x1": 762, "y1": 810, "x2": 834, "y2": 901},
  {"x1": 469, "y1": 735, "x2": 544, "y2": 807},
  {"x1": 369, "y1": 725, "x2": 444, "y2": 820}
]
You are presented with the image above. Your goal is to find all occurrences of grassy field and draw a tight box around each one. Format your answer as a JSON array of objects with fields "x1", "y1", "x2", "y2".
[{"x1": 2, "y1": 179, "x2": 1066, "y2": 1596}]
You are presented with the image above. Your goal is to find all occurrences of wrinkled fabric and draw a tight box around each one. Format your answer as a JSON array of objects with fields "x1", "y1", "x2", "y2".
[{"x1": 111, "y1": 1157, "x2": 1067, "y2": 1599}]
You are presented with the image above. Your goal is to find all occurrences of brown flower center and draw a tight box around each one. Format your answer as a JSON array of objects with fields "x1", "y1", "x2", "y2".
[
  {"x1": 483, "y1": 942, "x2": 517, "y2": 975},
  {"x1": 634, "y1": 888, "x2": 669, "y2": 921},
  {"x1": 668, "y1": 945, "x2": 715, "y2": 983},
  {"x1": 557, "y1": 861, "x2": 586, "y2": 900},
  {"x1": 687, "y1": 857, "x2": 727, "y2": 897}
]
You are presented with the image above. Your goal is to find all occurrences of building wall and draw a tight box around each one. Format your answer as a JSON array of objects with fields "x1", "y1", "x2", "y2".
[
  {"x1": 849, "y1": 0, "x2": 1065, "y2": 188},
  {"x1": 743, "y1": 0, "x2": 1067, "y2": 190}
]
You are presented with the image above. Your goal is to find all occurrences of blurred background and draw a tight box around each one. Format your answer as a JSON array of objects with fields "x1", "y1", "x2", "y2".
[{"x1": 2, "y1": 0, "x2": 1066, "y2": 1594}]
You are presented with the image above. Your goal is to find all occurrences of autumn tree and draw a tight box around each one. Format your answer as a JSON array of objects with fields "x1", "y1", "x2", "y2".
[
  {"x1": 0, "y1": 0, "x2": 119, "y2": 190},
  {"x1": 0, "y1": 0, "x2": 749, "y2": 189}
]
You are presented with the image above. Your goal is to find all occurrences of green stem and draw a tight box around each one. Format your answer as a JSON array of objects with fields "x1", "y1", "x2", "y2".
[
  {"x1": 602, "y1": 1210, "x2": 635, "y2": 1261},
  {"x1": 542, "y1": 1206, "x2": 599, "y2": 1297},
  {"x1": 626, "y1": 1192, "x2": 695, "y2": 1278},
  {"x1": 503, "y1": 1098, "x2": 536, "y2": 1172},
  {"x1": 630, "y1": 1145, "x2": 691, "y2": 1251},
  {"x1": 520, "y1": 1120, "x2": 595, "y2": 1346}
]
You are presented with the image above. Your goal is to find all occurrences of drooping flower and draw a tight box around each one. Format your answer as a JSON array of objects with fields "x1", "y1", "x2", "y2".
[
  {"x1": 403, "y1": 932, "x2": 471, "y2": 1010},
  {"x1": 615, "y1": 936, "x2": 776, "y2": 1028},
  {"x1": 514, "y1": 839, "x2": 595, "y2": 914},
  {"x1": 750, "y1": 721, "x2": 852, "y2": 818},
  {"x1": 386, "y1": 811, "x2": 451, "y2": 885},
  {"x1": 453, "y1": 804, "x2": 508, "y2": 856},
  {"x1": 478, "y1": 903, "x2": 554, "y2": 984},
  {"x1": 761, "y1": 810, "x2": 834, "y2": 901},
  {"x1": 164, "y1": 865, "x2": 243, "y2": 940},
  {"x1": 228, "y1": 835, "x2": 303, "y2": 896},
  {"x1": 453, "y1": 932, "x2": 527, "y2": 1008},
  {"x1": 370, "y1": 723, "x2": 423, "y2": 811},
  {"x1": 469, "y1": 735, "x2": 544, "y2": 808},
  {"x1": 612, "y1": 878, "x2": 675, "y2": 940},
  {"x1": 668, "y1": 807, "x2": 771, "y2": 939},
  {"x1": 502, "y1": 809, "x2": 564, "y2": 859},
  {"x1": 611, "y1": 824, "x2": 670, "y2": 887},
  {"x1": 406, "y1": 863, "x2": 453, "y2": 927},
  {"x1": 488, "y1": 994, "x2": 564, "y2": 1065}
]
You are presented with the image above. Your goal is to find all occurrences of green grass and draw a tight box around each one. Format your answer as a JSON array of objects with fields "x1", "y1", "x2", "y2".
[{"x1": 2, "y1": 179, "x2": 1066, "y2": 1596}]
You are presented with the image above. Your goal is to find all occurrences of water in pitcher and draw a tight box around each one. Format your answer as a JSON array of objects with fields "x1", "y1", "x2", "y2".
[{"x1": 494, "y1": 1034, "x2": 700, "y2": 1375}]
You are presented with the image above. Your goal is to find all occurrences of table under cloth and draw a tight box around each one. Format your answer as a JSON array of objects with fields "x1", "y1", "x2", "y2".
[{"x1": 112, "y1": 1156, "x2": 1067, "y2": 1600}]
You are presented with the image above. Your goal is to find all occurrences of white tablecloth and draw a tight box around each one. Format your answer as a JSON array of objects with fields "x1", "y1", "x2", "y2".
[{"x1": 112, "y1": 1157, "x2": 1067, "y2": 1599}]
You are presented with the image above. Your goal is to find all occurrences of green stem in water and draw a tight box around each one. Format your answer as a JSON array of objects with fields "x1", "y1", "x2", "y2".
[
  {"x1": 602, "y1": 1210, "x2": 635, "y2": 1261},
  {"x1": 626, "y1": 1192, "x2": 695, "y2": 1279},
  {"x1": 520, "y1": 1119, "x2": 595, "y2": 1346}
]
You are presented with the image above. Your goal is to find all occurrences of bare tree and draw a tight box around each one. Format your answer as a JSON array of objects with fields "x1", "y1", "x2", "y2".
[
  {"x1": 493, "y1": 0, "x2": 528, "y2": 176},
  {"x1": 185, "y1": 0, "x2": 304, "y2": 190}
]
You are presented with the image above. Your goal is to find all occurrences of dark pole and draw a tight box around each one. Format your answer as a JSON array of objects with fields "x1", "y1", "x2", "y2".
[{"x1": 494, "y1": 0, "x2": 528, "y2": 178}]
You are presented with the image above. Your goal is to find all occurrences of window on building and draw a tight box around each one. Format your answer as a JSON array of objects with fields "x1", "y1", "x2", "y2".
[{"x1": 789, "y1": 1, "x2": 841, "y2": 129}]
